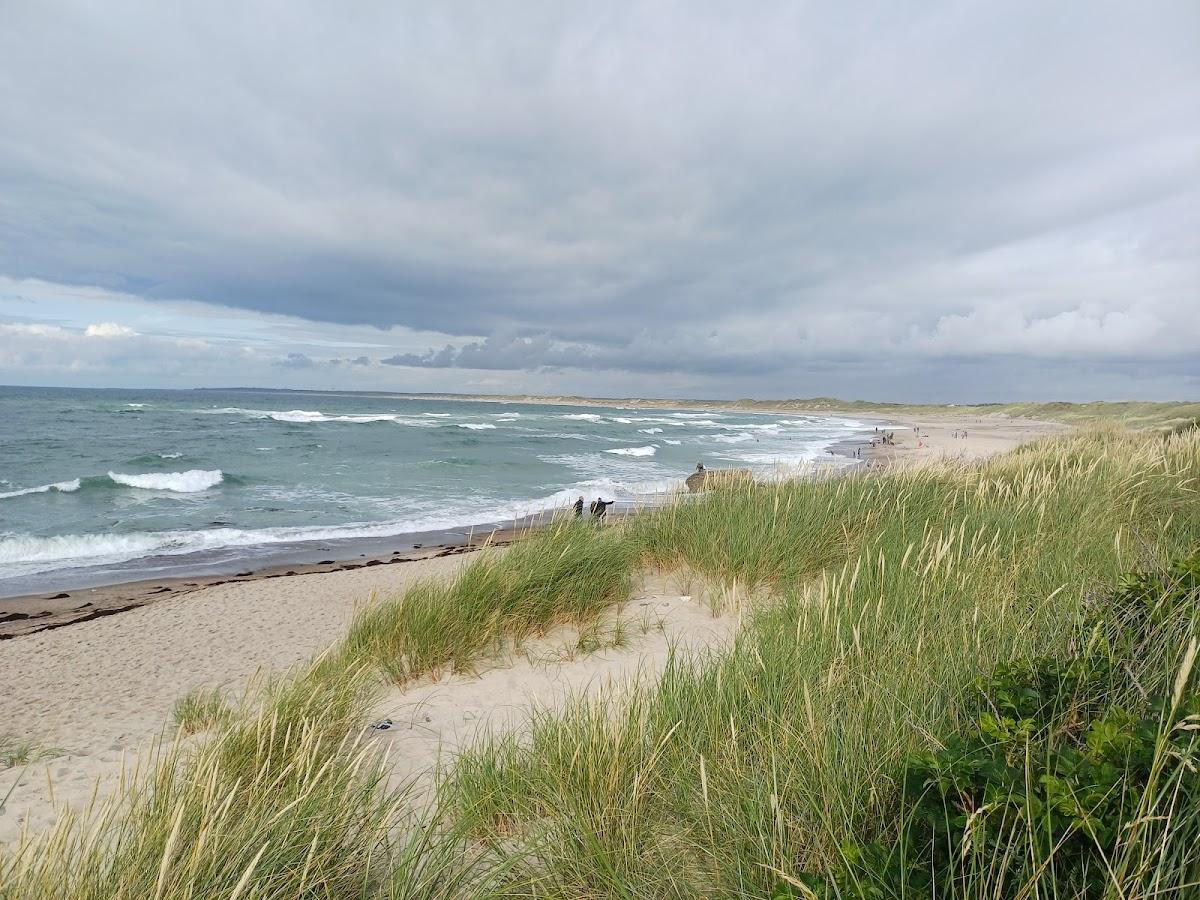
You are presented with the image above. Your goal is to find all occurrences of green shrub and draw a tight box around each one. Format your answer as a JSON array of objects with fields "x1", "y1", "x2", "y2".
[{"x1": 783, "y1": 551, "x2": 1200, "y2": 899}]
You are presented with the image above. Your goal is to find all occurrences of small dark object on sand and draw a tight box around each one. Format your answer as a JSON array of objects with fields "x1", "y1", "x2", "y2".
[{"x1": 48, "y1": 592, "x2": 71, "y2": 600}]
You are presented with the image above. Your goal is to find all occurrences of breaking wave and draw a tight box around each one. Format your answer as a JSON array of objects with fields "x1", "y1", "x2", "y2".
[
  {"x1": 203, "y1": 407, "x2": 436, "y2": 426},
  {"x1": 107, "y1": 469, "x2": 224, "y2": 492},
  {"x1": 0, "y1": 479, "x2": 82, "y2": 501},
  {"x1": 605, "y1": 445, "x2": 658, "y2": 457},
  {"x1": 0, "y1": 478, "x2": 682, "y2": 578}
]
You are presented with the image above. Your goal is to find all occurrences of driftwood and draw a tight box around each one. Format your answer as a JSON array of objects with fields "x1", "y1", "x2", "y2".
[{"x1": 685, "y1": 467, "x2": 754, "y2": 493}]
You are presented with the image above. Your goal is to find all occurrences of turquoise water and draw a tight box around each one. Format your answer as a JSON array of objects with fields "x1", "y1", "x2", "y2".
[{"x1": 0, "y1": 386, "x2": 868, "y2": 595}]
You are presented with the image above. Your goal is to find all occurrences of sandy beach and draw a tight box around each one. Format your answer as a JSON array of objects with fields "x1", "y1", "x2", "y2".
[
  {"x1": 854, "y1": 414, "x2": 1070, "y2": 465},
  {"x1": 0, "y1": 413, "x2": 1064, "y2": 846}
]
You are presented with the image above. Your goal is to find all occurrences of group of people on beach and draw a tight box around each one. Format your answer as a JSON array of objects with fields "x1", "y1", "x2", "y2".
[
  {"x1": 952, "y1": 429, "x2": 969, "y2": 439},
  {"x1": 873, "y1": 426, "x2": 897, "y2": 446},
  {"x1": 573, "y1": 496, "x2": 613, "y2": 520}
]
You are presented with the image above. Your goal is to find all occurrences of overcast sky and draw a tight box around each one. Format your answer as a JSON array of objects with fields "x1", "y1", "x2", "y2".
[{"x1": 1, "y1": 1, "x2": 1197, "y2": 401}]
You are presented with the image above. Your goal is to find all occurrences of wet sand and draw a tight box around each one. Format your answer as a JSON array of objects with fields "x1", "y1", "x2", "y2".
[{"x1": 0, "y1": 538, "x2": 496, "y2": 641}]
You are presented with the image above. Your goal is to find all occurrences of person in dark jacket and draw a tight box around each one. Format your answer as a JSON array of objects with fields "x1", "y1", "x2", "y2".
[
  {"x1": 590, "y1": 497, "x2": 614, "y2": 519},
  {"x1": 573, "y1": 496, "x2": 584, "y2": 518}
]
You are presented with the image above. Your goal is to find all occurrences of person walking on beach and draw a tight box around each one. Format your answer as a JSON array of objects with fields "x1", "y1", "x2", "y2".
[
  {"x1": 573, "y1": 496, "x2": 584, "y2": 518},
  {"x1": 590, "y1": 497, "x2": 614, "y2": 520}
]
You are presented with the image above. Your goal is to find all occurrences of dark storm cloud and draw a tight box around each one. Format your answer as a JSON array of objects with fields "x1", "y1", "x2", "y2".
[{"x1": 1, "y1": 1, "x2": 1198, "y2": 398}]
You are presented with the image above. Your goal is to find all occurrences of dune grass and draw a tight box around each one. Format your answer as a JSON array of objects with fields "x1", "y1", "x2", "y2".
[
  {"x1": 1, "y1": 426, "x2": 1197, "y2": 898},
  {"x1": 171, "y1": 686, "x2": 235, "y2": 735},
  {"x1": 0, "y1": 737, "x2": 58, "y2": 771},
  {"x1": 341, "y1": 520, "x2": 635, "y2": 684},
  {"x1": 444, "y1": 427, "x2": 1200, "y2": 896},
  {"x1": 0, "y1": 520, "x2": 639, "y2": 898}
]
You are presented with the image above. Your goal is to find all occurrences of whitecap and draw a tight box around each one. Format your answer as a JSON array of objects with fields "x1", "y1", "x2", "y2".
[
  {"x1": 560, "y1": 413, "x2": 603, "y2": 421},
  {"x1": 107, "y1": 469, "x2": 224, "y2": 492},
  {"x1": 203, "y1": 407, "x2": 434, "y2": 426},
  {"x1": 605, "y1": 445, "x2": 658, "y2": 457},
  {"x1": 0, "y1": 478, "x2": 82, "y2": 501},
  {"x1": 664, "y1": 439, "x2": 682, "y2": 445},
  {"x1": 159, "y1": 452, "x2": 183, "y2": 459},
  {"x1": 457, "y1": 423, "x2": 497, "y2": 430},
  {"x1": 638, "y1": 427, "x2": 663, "y2": 435}
]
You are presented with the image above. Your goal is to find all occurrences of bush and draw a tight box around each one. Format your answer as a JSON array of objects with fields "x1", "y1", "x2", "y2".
[{"x1": 782, "y1": 551, "x2": 1200, "y2": 899}]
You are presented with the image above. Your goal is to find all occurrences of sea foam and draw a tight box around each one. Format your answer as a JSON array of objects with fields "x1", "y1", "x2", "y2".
[{"x1": 107, "y1": 469, "x2": 224, "y2": 492}]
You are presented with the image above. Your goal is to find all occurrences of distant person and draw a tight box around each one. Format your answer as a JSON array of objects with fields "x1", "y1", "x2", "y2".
[
  {"x1": 590, "y1": 497, "x2": 614, "y2": 519},
  {"x1": 695, "y1": 461, "x2": 706, "y2": 473},
  {"x1": 573, "y1": 496, "x2": 584, "y2": 518}
]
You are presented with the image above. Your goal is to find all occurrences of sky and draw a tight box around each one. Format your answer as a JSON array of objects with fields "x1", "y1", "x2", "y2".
[{"x1": 1, "y1": 1, "x2": 1197, "y2": 402}]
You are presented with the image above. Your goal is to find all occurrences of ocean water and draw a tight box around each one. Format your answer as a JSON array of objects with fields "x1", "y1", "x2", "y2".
[{"x1": 0, "y1": 386, "x2": 868, "y2": 596}]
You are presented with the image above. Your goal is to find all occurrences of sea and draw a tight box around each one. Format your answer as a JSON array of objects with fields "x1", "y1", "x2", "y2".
[{"x1": 0, "y1": 386, "x2": 870, "y2": 598}]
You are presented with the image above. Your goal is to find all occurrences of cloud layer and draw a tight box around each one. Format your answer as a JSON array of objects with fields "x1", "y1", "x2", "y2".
[{"x1": 1, "y1": 2, "x2": 1197, "y2": 399}]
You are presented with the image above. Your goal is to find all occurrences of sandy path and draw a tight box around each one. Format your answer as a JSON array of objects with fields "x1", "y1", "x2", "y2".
[{"x1": 369, "y1": 576, "x2": 736, "y2": 796}]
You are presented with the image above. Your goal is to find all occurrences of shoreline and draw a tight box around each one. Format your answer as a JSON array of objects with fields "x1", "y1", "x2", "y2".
[
  {"x1": 0, "y1": 413, "x2": 1060, "y2": 640},
  {"x1": 0, "y1": 414, "x2": 1066, "y2": 848},
  {"x1": 1, "y1": 417, "x2": 881, "y2": 627}
]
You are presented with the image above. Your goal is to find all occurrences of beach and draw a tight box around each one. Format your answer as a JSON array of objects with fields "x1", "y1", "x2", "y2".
[{"x1": 0, "y1": 412, "x2": 1063, "y2": 847}]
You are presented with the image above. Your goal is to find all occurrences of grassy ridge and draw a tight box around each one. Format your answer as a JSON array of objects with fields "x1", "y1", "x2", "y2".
[
  {"x1": 1, "y1": 427, "x2": 1198, "y2": 897},
  {"x1": 342, "y1": 523, "x2": 634, "y2": 683},
  {"x1": 444, "y1": 428, "x2": 1200, "y2": 896}
]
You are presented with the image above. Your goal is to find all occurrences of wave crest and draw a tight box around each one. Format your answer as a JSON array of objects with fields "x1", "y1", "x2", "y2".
[
  {"x1": 107, "y1": 469, "x2": 224, "y2": 492},
  {"x1": 0, "y1": 479, "x2": 82, "y2": 501},
  {"x1": 604, "y1": 445, "x2": 658, "y2": 457}
]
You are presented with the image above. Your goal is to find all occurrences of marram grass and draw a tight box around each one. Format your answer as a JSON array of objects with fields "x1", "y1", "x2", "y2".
[{"x1": 1, "y1": 426, "x2": 1197, "y2": 898}]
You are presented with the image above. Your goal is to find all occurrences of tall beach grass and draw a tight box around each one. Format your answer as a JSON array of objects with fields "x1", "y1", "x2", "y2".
[{"x1": 0, "y1": 426, "x2": 1196, "y2": 898}]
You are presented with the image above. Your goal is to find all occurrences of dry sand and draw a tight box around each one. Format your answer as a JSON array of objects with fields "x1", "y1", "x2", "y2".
[
  {"x1": 0, "y1": 414, "x2": 1063, "y2": 846},
  {"x1": 855, "y1": 414, "x2": 1069, "y2": 465},
  {"x1": 0, "y1": 555, "x2": 470, "y2": 843}
]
